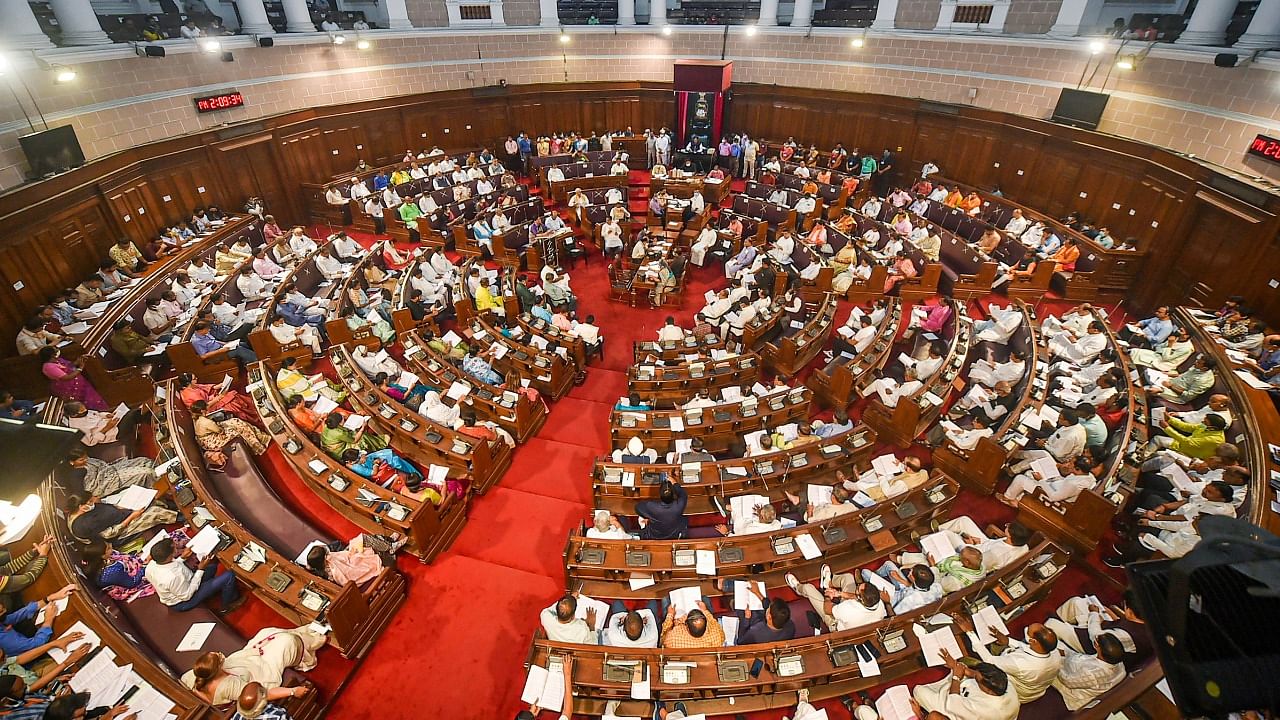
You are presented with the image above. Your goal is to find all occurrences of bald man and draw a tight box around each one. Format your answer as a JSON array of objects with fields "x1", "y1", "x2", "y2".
[{"x1": 232, "y1": 681, "x2": 298, "y2": 719}]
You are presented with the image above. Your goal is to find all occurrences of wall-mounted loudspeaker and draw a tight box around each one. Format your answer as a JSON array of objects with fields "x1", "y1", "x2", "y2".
[{"x1": 1214, "y1": 53, "x2": 1239, "y2": 67}]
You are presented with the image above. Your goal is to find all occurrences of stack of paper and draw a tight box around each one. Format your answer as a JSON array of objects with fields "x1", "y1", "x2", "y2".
[
  {"x1": 520, "y1": 663, "x2": 565, "y2": 713},
  {"x1": 875, "y1": 685, "x2": 917, "y2": 720},
  {"x1": 668, "y1": 587, "x2": 703, "y2": 615},
  {"x1": 187, "y1": 525, "x2": 222, "y2": 559},
  {"x1": 914, "y1": 623, "x2": 964, "y2": 667}
]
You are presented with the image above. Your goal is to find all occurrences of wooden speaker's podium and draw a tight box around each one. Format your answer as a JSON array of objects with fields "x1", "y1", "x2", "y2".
[{"x1": 673, "y1": 60, "x2": 733, "y2": 152}]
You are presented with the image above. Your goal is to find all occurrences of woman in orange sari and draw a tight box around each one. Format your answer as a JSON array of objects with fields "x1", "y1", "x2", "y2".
[
  {"x1": 959, "y1": 192, "x2": 982, "y2": 215},
  {"x1": 283, "y1": 393, "x2": 350, "y2": 434},
  {"x1": 943, "y1": 187, "x2": 964, "y2": 208},
  {"x1": 176, "y1": 373, "x2": 260, "y2": 426}
]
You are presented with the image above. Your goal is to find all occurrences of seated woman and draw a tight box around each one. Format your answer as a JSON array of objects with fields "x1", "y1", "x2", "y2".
[
  {"x1": 363, "y1": 261, "x2": 398, "y2": 294},
  {"x1": 304, "y1": 534, "x2": 402, "y2": 585},
  {"x1": 283, "y1": 393, "x2": 349, "y2": 434},
  {"x1": 341, "y1": 302, "x2": 395, "y2": 345},
  {"x1": 320, "y1": 413, "x2": 389, "y2": 459},
  {"x1": 380, "y1": 241, "x2": 413, "y2": 272},
  {"x1": 39, "y1": 347, "x2": 107, "y2": 411},
  {"x1": 64, "y1": 493, "x2": 177, "y2": 543},
  {"x1": 80, "y1": 535, "x2": 182, "y2": 602},
  {"x1": 66, "y1": 446, "x2": 154, "y2": 498},
  {"x1": 342, "y1": 447, "x2": 421, "y2": 489},
  {"x1": 183, "y1": 626, "x2": 325, "y2": 705},
  {"x1": 191, "y1": 399, "x2": 272, "y2": 469},
  {"x1": 372, "y1": 372, "x2": 429, "y2": 409},
  {"x1": 276, "y1": 356, "x2": 346, "y2": 403},
  {"x1": 177, "y1": 373, "x2": 260, "y2": 426}
]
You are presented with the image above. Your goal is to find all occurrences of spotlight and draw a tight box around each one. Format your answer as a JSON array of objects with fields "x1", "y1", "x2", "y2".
[
  {"x1": 1089, "y1": 39, "x2": 1105, "y2": 54},
  {"x1": 1116, "y1": 54, "x2": 1136, "y2": 70},
  {"x1": 332, "y1": 33, "x2": 346, "y2": 44},
  {"x1": 745, "y1": 25, "x2": 758, "y2": 36},
  {"x1": 136, "y1": 44, "x2": 166, "y2": 57},
  {"x1": 851, "y1": 36, "x2": 864, "y2": 48},
  {"x1": 256, "y1": 35, "x2": 274, "y2": 47},
  {"x1": 356, "y1": 38, "x2": 370, "y2": 49},
  {"x1": 661, "y1": 26, "x2": 672, "y2": 36},
  {"x1": 559, "y1": 30, "x2": 571, "y2": 43},
  {"x1": 199, "y1": 38, "x2": 221, "y2": 53},
  {"x1": 54, "y1": 67, "x2": 76, "y2": 83}
]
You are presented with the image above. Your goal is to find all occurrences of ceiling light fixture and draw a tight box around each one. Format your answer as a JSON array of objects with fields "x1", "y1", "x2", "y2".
[
  {"x1": 661, "y1": 25, "x2": 672, "y2": 36},
  {"x1": 745, "y1": 25, "x2": 758, "y2": 36}
]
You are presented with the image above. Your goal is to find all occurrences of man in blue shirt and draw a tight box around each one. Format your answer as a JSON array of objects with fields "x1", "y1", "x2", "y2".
[
  {"x1": 191, "y1": 322, "x2": 257, "y2": 369},
  {"x1": 0, "y1": 585, "x2": 73, "y2": 657},
  {"x1": 371, "y1": 171, "x2": 389, "y2": 192},
  {"x1": 1123, "y1": 306, "x2": 1174, "y2": 349}
]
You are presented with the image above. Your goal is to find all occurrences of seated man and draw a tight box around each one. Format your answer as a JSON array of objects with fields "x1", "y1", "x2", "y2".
[
  {"x1": 144, "y1": 537, "x2": 243, "y2": 613},
  {"x1": 232, "y1": 681, "x2": 294, "y2": 720},
  {"x1": 659, "y1": 601, "x2": 724, "y2": 648},
  {"x1": 1009, "y1": 410, "x2": 1087, "y2": 471},
  {"x1": 1000, "y1": 456, "x2": 1098, "y2": 507},
  {"x1": 0, "y1": 584, "x2": 75, "y2": 659},
  {"x1": 1149, "y1": 412, "x2": 1227, "y2": 459},
  {"x1": 865, "y1": 366, "x2": 923, "y2": 408},
  {"x1": 968, "y1": 349, "x2": 1027, "y2": 388},
  {"x1": 897, "y1": 546, "x2": 985, "y2": 593},
  {"x1": 1052, "y1": 632, "x2": 1127, "y2": 711},
  {"x1": 934, "y1": 518, "x2": 1032, "y2": 572},
  {"x1": 913, "y1": 659, "x2": 1021, "y2": 720},
  {"x1": 600, "y1": 606, "x2": 658, "y2": 648},
  {"x1": 635, "y1": 480, "x2": 688, "y2": 540},
  {"x1": 787, "y1": 567, "x2": 886, "y2": 632},
  {"x1": 539, "y1": 594, "x2": 597, "y2": 644},
  {"x1": 1146, "y1": 354, "x2": 1216, "y2": 404},
  {"x1": 1048, "y1": 321, "x2": 1107, "y2": 364},
  {"x1": 861, "y1": 560, "x2": 941, "y2": 615},
  {"x1": 954, "y1": 613, "x2": 1063, "y2": 703},
  {"x1": 733, "y1": 592, "x2": 796, "y2": 645},
  {"x1": 191, "y1": 322, "x2": 258, "y2": 370}
]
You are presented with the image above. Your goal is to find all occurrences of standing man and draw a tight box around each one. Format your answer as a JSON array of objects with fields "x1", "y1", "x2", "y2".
[{"x1": 644, "y1": 129, "x2": 657, "y2": 168}]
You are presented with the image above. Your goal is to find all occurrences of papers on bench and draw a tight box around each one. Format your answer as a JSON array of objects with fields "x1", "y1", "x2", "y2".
[
  {"x1": 795, "y1": 533, "x2": 823, "y2": 560},
  {"x1": 668, "y1": 586, "x2": 703, "y2": 616},
  {"x1": 695, "y1": 549, "x2": 716, "y2": 576},
  {"x1": 1235, "y1": 369, "x2": 1272, "y2": 390},
  {"x1": 574, "y1": 594, "x2": 610, "y2": 631},
  {"x1": 971, "y1": 604, "x2": 1010, "y2": 645},
  {"x1": 913, "y1": 623, "x2": 964, "y2": 667},
  {"x1": 69, "y1": 647, "x2": 133, "y2": 710},
  {"x1": 123, "y1": 680, "x2": 177, "y2": 720},
  {"x1": 49, "y1": 621, "x2": 101, "y2": 663},
  {"x1": 35, "y1": 596, "x2": 68, "y2": 624},
  {"x1": 628, "y1": 573, "x2": 655, "y2": 590},
  {"x1": 176, "y1": 622, "x2": 216, "y2": 652},
  {"x1": 61, "y1": 321, "x2": 91, "y2": 334},
  {"x1": 521, "y1": 659, "x2": 565, "y2": 713},
  {"x1": 875, "y1": 685, "x2": 917, "y2": 720}
]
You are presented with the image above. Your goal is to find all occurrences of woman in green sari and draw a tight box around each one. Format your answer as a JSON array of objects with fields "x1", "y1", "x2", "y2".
[{"x1": 319, "y1": 412, "x2": 389, "y2": 459}]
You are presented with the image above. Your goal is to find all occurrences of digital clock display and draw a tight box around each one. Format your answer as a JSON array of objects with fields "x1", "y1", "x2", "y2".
[
  {"x1": 194, "y1": 91, "x2": 245, "y2": 113},
  {"x1": 1247, "y1": 133, "x2": 1280, "y2": 163}
]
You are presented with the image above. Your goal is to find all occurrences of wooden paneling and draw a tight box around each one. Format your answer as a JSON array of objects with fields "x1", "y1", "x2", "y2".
[{"x1": 1, "y1": 80, "x2": 1278, "y2": 363}]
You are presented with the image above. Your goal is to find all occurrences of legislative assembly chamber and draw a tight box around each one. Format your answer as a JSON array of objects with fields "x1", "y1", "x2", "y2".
[{"x1": 0, "y1": 2, "x2": 1278, "y2": 718}]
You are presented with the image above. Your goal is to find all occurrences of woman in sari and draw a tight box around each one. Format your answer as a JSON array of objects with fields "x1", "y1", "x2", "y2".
[
  {"x1": 380, "y1": 241, "x2": 412, "y2": 272},
  {"x1": 283, "y1": 393, "x2": 349, "y2": 434},
  {"x1": 177, "y1": 373, "x2": 260, "y2": 426},
  {"x1": 362, "y1": 262, "x2": 398, "y2": 294},
  {"x1": 304, "y1": 534, "x2": 402, "y2": 586},
  {"x1": 64, "y1": 494, "x2": 177, "y2": 543},
  {"x1": 372, "y1": 372, "x2": 429, "y2": 409},
  {"x1": 276, "y1": 356, "x2": 346, "y2": 403},
  {"x1": 67, "y1": 446, "x2": 154, "y2": 498},
  {"x1": 342, "y1": 447, "x2": 422, "y2": 491},
  {"x1": 830, "y1": 241, "x2": 859, "y2": 275},
  {"x1": 183, "y1": 627, "x2": 325, "y2": 705},
  {"x1": 320, "y1": 413, "x2": 388, "y2": 459},
  {"x1": 344, "y1": 290, "x2": 395, "y2": 344},
  {"x1": 191, "y1": 400, "x2": 271, "y2": 469},
  {"x1": 39, "y1": 347, "x2": 107, "y2": 410}
]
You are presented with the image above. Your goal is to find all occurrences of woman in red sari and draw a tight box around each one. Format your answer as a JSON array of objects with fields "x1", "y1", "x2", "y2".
[
  {"x1": 176, "y1": 373, "x2": 260, "y2": 426},
  {"x1": 380, "y1": 241, "x2": 413, "y2": 272}
]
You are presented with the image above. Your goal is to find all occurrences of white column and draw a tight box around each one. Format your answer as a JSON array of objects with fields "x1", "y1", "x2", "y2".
[
  {"x1": 47, "y1": 0, "x2": 111, "y2": 45},
  {"x1": 0, "y1": 0, "x2": 55, "y2": 49},
  {"x1": 540, "y1": 0, "x2": 559, "y2": 25},
  {"x1": 1047, "y1": 0, "x2": 1105, "y2": 36},
  {"x1": 649, "y1": 0, "x2": 666, "y2": 24},
  {"x1": 235, "y1": 0, "x2": 274, "y2": 34},
  {"x1": 1175, "y1": 0, "x2": 1238, "y2": 45},
  {"x1": 281, "y1": 0, "x2": 316, "y2": 31},
  {"x1": 618, "y1": 0, "x2": 635, "y2": 24},
  {"x1": 758, "y1": 0, "x2": 778, "y2": 24},
  {"x1": 383, "y1": 0, "x2": 413, "y2": 28},
  {"x1": 791, "y1": 0, "x2": 813, "y2": 26},
  {"x1": 1235, "y1": 0, "x2": 1280, "y2": 48},
  {"x1": 870, "y1": 0, "x2": 897, "y2": 29}
]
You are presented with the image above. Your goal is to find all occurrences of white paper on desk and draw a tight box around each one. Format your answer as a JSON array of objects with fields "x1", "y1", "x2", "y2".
[
  {"x1": 188, "y1": 524, "x2": 222, "y2": 559},
  {"x1": 922, "y1": 391, "x2": 944, "y2": 406},
  {"x1": 808, "y1": 483, "x2": 834, "y2": 507},
  {"x1": 669, "y1": 586, "x2": 703, "y2": 616},
  {"x1": 1235, "y1": 369, "x2": 1272, "y2": 389},
  {"x1": 493, "y1": 343, "x2": 510, "y2": 360},
  {"x1": 68, "y1": 646, "x2": 120, "y2": 697},
  {"x1": 695, "y1": 549, "x2": 716, "y2": 576},
  {"x1": 1039, "y1": 405, "x2": 1060, "y2": 424},
  {"x1": 668, "y1": 415, "x2": 685, "y2": 432},
  {"x1": 857, "y1": 647, "x2": 881, "y2": 679},
  {"x1": 734, "y1": 581, "x2": 766, "y2": 611},
  {"x1": 35, "y1": 597, "x2": 68, "y2": 624},
  {"x1": 1019, "y1": 408, "x2": 1044, "y2": 430},
  {"x1": 574, "y1": 594, "x2": 611, "y2": 631},
  {"x1": 719, "y1": 615, "x2": 740, "y2": 647},
  {"x1": 441, "y1": 330, "x2": 463, "y2": 345},
  {"x1": 1028, "y1": 456, "x2": 1061, "y2": 481},
  {"x1": 303, "y1": 395, "x2": 337, "y2": 419},
  {"x1": 875, "y1": 685, "x2": 917, "y2": 720},
  {"x1": 116, "y1": 485, "x2": 158, "y2": 511},
  {"x1": 61, "y1": 321, "x2": 90, "y2": 334},
  {"x1": 795, "y1": 533, "x2": 823, "y2": 560},
  {"x1": 914, "y1": 624, "x2": 964, "y2": 667},
  {"x1": 630, "y1": 675, "x2": 651, "y2": 700},
  {"x1": 972, "y1": 604, "x2": 1010, "y2": 645},
  {"x1": 125, "y1": 681, "x2": 175, "y2": 720},
  {"x1": 176, "y1": 622, "x2": 216, "y2": 652},
  {"x1": 919, "y1": 532, "x2": 957, "y2": 564},
  {"x1": 446, "y1": 381, "x2": 472, "y2": 401},
  {"x1": 628, "y1": 573, "x2": 655, "y2": 590}
]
